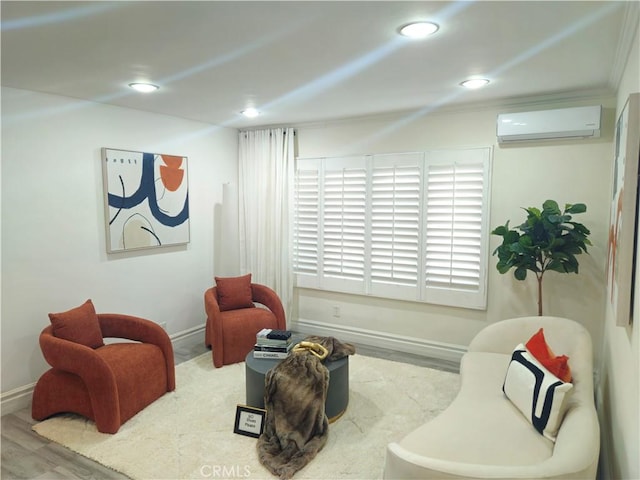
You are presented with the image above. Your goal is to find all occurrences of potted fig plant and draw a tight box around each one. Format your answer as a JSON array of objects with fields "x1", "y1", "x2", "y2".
[{"x1": 492, "y1": 199, "x2": 592, "y2": 315}]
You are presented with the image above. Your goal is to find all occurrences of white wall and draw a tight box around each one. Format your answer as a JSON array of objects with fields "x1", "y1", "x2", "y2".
[
  {"x1": 598, "y1": 23, "x2": 640, "y2": 480},
  {"x1": 1, "y1": 87, "x2": 239, "y2": 396},
  {"x1": 293, "y1": 97, "x2": 615, "y2": 363}
]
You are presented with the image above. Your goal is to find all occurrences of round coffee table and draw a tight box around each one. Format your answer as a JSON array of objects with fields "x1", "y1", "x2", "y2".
[{"x1": 244, "y1": 350, "x2": 349, "y2": 422}]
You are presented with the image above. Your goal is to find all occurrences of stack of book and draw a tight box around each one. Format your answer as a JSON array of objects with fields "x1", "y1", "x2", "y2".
[{"x1": 253, "y1": 329, "x2": 294, "y2": 359}]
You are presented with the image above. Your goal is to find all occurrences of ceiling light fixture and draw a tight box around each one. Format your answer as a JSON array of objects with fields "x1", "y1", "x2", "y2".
[
  {"x1": 241, "y1": 107, "x2": 260, "y2": 118},
  {"x1": 460, "y1": 78, "x2": 490, "y2": 89},
  {"x1": 128, "y1": 82, "x2": 159, "y2": 93},
  {"x1": 399, "y1": 21, "x2": 439, "y2": 39}
]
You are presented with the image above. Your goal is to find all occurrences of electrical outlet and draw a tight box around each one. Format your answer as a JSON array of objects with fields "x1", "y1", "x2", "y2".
[{"x1": 332, "y1": 306, "x2": 341, "y2": 318}]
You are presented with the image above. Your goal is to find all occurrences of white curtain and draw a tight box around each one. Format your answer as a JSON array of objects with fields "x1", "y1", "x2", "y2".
[{"x1": 238, "y1": 127, "x2": 295, "y2": 321}]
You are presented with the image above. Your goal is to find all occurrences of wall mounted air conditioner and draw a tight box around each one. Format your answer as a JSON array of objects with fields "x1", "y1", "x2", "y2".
[{"x1": 496, "y1": 105, "x2": 601, "y2": 143}]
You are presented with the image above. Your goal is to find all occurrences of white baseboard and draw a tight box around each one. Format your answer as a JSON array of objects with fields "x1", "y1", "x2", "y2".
[
  {"x1": 292, "y1": 318, "x2": 466, "y2": 364},
  {"x1": 171, "y1": 324, "x2": 205, "y2": 342},
  {"x1": 0, "y1": 325, "x2": 206, "y2": 416},
  {"x1": 0, "y1": 382, "x2": 36, "y2": 416}
]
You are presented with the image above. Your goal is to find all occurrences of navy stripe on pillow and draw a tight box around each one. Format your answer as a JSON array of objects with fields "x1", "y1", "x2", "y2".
[{"x1": 503, "y1": 348, "x2": 564, "y2": 435}]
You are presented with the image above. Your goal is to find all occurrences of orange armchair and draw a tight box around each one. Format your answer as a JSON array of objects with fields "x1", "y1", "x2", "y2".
[
  {"x1": 205, "y1": 278, "x2": 286, "y2": 368},
  {"x1": 32, "y1": 312, "x2": 175, "y2": 434}
]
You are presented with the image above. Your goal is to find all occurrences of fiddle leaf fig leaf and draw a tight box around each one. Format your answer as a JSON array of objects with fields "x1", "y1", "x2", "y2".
[
  {"x1": 543, "y1": 199, "x2": 560, "y2": 214},
  {"x1": 492, "y1": 225, "x2": 509, "y2": 236},
  {"x1": 548, "y1": 214, "x2": 570, "y2": 224},
  {"x1": 497, "y1": 261, "x2": 513, "y2": 274},
  {"x1": 524, "y1": 207, "x2": 541, "y2": 219},
  {"x1": 519, "y1": 236, "x2": 533, "y2": 250},
  {"x1": 566, "y1": 203, "x2": 587, "y2": 214},
  {"x1": 546, "y1": 259, "x2": 565, "y2": 273}
]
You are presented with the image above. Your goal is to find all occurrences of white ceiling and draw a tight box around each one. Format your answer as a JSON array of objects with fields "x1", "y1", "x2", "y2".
[{"x1": 1, "y1": 1, "x2": 637, "y2": 128}]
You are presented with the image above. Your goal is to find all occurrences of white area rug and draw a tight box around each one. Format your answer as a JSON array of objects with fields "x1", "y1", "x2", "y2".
[{"x1": 32, "y1": 353, "x2": 460, "y2": 479}]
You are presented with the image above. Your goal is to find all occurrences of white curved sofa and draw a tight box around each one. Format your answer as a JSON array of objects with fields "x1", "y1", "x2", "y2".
[{"x1": 384, "y1": 316, "x2": 600, "y2": 480}]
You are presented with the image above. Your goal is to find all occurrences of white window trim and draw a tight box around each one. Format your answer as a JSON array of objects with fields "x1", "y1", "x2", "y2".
[{"x1": 293, "y1": 147, "x2": 492, "y2": 310}]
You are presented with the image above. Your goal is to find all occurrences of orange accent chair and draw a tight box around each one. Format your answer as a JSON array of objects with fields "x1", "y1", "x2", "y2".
[
  {"x1": 205, "y1": 275, "x2": 286, "y2": 368},
  {"x1": 32, "y1": 300, "x2": 175, "y2": 434}
]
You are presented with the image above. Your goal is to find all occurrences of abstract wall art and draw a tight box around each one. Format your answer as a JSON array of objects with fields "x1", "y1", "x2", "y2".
[
  {"x1": 606, "y1": 94, "x2": 639, "y2": 327},
  {"x1": 102, "y1": 148, "x2": 190, "y2": 253}
]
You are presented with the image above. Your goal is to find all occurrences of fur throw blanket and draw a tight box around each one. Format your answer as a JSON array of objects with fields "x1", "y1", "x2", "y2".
[{"x1": 257, "y1": 336, "x2": 356, "y2": 479}]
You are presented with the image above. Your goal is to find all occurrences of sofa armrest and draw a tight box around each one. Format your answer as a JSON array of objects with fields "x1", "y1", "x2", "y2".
[
  {"x1": 204, "y1": 287, "x2": 221, "y2": 320},
  {"x1": 251, "y1": 283, "x2": 286, "y2": 330},
  {"x1": 39, "y1": 326, "x2": 120, "y2": 418},
  {"x1": 204, "y1": 287, "x2": 225, "y2": 367},
  {"x1": 98, "y1": 314, "x2": 175, "y2": 391}
]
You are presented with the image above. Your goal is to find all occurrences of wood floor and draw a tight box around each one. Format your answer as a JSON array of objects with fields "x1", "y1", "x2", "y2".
[{"x1": 1, "y1": 332, "x2": 458, "y2": 479}]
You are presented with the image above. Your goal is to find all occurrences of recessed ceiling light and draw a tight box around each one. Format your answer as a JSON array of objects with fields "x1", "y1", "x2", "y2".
[
  {"x1": 128, "y1": 82, "x2": 159, "y2": 93},
  {"x1": 460, "y1": 78, "x2": 490, "y2": 89},
  {"x1": 241, "y1": 108, "x2": 260, "y2": 118},
  {"x1": 399, "y1": 21, "x2": 439, "y2": 39}
]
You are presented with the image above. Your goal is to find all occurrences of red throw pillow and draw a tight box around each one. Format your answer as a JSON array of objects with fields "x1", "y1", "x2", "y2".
[
  {"x1": 525, "y1": 328, "x2": 572, "y2": 383},
  {"x1": 49, "y1": 299, "x2": 104, "y2": 349},
  {"x1": 215, "y1": 274, "x2": 255, "y2": 311}
]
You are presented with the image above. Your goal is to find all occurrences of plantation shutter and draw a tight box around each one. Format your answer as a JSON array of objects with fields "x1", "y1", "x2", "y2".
[
  {"x1": 370, "y1": 153, "x2": 422, "y2": 300},
  {"x1": 322, "y1": 157, "x2": 367, "y2": 293},
  {"x1": 293, "y1": 158, "x2": 320, "y2": 288},
  {"x1": 423, "y1": 148, "x2": 491, "y2": 309}
]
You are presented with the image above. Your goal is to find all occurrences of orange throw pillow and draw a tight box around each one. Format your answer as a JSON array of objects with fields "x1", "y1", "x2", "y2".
[
  {"x1": 525, "y1": 328, "x2": 572, "y2": 383},
  {"x1": 215, "y1": 274, "x2": 255, "y2": 311},
  {"x1": 49, "y1": 299, "x2": 104, "y2": 349}
]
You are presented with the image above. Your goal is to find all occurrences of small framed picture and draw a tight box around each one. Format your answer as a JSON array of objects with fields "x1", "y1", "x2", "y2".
[{"x1": 234, "y1": 405, "x2": 266, "y2": 438}]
